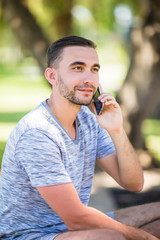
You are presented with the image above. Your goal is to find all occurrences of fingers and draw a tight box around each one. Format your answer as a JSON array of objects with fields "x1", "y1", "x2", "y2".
[
  {"x1": 98, "y1": 93, "x2": 118, "y2": 107},
  {"x1": 98, "y1": 93, "x2": 115, "y2": 102}
]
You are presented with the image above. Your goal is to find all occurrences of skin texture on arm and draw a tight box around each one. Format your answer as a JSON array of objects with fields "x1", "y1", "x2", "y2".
[
  {"x1": 37, "y1": 183, "x2": 159, "y2": 240},
  {"x1": 96, "y1": 133, "x2": 144, "y2": 192},
  {"x1": 92, "y1": 94, "x2": 144, "y2": 192}
]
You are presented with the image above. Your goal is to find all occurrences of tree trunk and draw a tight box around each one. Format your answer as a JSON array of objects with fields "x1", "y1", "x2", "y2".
[
  {"x1": 49, "y1": 0, "x2": 74, "y2": 38},
  {"x1": 117, "y1": 0, "x2": 160, "y2": 149},
  {"x1": 2, "y1": 0, "x2": 50, "y2": 71},
  {"x1": 2, "y1": 0, "x2": 74, "y2": 71}
]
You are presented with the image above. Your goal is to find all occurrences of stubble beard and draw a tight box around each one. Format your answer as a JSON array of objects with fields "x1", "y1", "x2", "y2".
[{"x1": 58, "y1": 75, "x2": 95, "y2": 106}]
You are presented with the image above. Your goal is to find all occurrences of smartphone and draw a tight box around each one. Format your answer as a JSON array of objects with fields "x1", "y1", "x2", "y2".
[{"x1": 93, "y1": 85, "x2": 104, "y2": 115}]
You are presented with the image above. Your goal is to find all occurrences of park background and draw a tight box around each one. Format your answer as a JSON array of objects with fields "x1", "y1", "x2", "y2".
[{"x1": 0, "y1": 0, "x2": 160, "y2": 212}]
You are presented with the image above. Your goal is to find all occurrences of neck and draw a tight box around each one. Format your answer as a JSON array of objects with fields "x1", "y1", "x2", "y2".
[{"x1": 48, "y1": 93, "x2": 81, "y2": 137}]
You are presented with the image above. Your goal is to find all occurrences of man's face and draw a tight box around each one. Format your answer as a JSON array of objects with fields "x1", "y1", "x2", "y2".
[{"x1": 55, "y1": 46, "x2": 100, "y2": 106}]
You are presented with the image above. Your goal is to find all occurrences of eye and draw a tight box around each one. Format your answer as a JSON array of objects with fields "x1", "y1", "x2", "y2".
[
  {"x1": 73, "y1": 66, "x2": 83, "y2": 71},
  {"x1": 92, "y1": 67, "x2": 99, "y2": 73}
]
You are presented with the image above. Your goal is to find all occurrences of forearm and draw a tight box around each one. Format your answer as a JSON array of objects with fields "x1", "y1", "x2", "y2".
[
  {"x1": 108, "y1": 127, "x2": 144, "y2": 191},
  {"x1": 38, "y1": 183, "x2": 157, "y2": 240},
  {"x1": 68, "y1": 205, "x2": 158, "y2": 240}
]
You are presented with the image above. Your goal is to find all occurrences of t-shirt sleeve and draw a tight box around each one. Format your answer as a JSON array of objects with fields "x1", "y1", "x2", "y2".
[
  {"x1": 15, "y1": 129, "x2": 72, "y2": 187},
  {"x1": 96, "y1": 124, "x2": 115, "y2": 159}
]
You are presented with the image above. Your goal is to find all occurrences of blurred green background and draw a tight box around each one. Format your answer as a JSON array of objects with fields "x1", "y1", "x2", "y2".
[{"x1": 1, "y1": 0, "x2": 160, "y2": 170}]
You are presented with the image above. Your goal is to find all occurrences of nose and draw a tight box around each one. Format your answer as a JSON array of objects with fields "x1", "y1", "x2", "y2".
[{"x1": 83, "y1": 69, "x2": 95, "y2": 84}]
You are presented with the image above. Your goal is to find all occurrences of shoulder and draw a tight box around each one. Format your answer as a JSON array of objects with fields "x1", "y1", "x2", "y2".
[
  {"x1": 9, "y1": 101, "x2": 58, "y2": 143},
  {"x1": 17, "y1": 101, "x2": 49, "y2": 131}
]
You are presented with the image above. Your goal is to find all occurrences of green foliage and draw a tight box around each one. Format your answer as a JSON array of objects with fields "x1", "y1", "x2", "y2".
[
  {"x1": 142, "y1": 119, "x2": 160, "y2": 165},
  {"x1": 0, "y1": 112, "x2": 28, "y2": 123},
  {"x1": 0, "y1": 141, "x2": 6, "y2": 166},
  {"x1": 27, "y1": 0, "x2": 57, "y2": 40},
  {"x1": 26, "y1": 0, "x2": 141, "y2": 42},
  {"x1": 142, "y1": 119, "x2": 160, "y2": 137}
]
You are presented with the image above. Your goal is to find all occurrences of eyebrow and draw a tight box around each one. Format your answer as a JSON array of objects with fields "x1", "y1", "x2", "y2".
[{"x1": 69, "y1": 61, "x2": 100, "y2": 69}]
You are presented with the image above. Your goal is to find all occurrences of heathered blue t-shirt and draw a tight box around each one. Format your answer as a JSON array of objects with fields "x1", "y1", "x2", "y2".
[{"x1": 0, "y1": 100, "x2": 115, "y2": 239}]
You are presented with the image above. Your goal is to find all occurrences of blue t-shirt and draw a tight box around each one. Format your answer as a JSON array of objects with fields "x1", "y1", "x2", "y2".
[{"x1": 0, "y1": 100, "x2": 115, "y2": 239}]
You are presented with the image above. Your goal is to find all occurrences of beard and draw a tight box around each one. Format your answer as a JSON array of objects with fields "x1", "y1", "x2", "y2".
[{"x1": 58, "y1": 74, "x2": 96, "y2": 106}]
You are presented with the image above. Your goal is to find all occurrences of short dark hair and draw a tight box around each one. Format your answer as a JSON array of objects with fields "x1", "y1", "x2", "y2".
[{"x1": 47, "y1": 35, "x2": 96, "y2": 68}]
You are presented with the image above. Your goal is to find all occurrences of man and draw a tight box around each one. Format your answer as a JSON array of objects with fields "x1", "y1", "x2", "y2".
[{"x1": 0, "y1": 35, "x2": 159, "y2": 240}]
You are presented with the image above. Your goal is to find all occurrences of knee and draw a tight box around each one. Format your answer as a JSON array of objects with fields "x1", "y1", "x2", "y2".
[
  {"x1": 55, "y1": 228, "x2": 126, "y2": 240},
  {"x1": 109, "y1": 230, "x2": 126, "y2": 240},
  {"x1": 92, "y1": 229, "x2": 126, "y2": 240}
]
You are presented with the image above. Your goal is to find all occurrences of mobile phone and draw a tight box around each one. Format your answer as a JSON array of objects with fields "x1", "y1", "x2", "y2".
[{"x1": 93, "y1": 85, "x2": 104, "y2": 115}]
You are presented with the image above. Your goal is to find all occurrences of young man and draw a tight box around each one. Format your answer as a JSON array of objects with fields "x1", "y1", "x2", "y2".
[{"x1": 0, "y1": 36, "x2": 159, "y2": 240}]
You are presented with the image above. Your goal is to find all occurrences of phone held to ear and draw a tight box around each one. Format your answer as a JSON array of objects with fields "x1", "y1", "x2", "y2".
[{"x1": 93, "y1": 85, "x2": 104, "y2": 115}]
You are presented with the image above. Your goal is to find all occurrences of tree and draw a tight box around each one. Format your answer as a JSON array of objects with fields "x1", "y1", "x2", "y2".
[
  {"x1": 2, "y1": 0, "x2": 74, "y2": 71},
  {"x1": 2, "y1": 0, "x2": 50, "y2": 71},
  {"x1": 45, "y1": 0, "x2": 74, "y2": 38},
  {"x1": 117, "y1": 0, "x2": 160, "y2": 149}
]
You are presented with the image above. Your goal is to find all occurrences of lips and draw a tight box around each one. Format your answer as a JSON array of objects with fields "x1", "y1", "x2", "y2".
[
  {"x1": 77, "y1": 88, "x2": 93, "y2": 93},
  {"x1": 77, "y1": 89, "x2": 94, "y2": 96},
  {"x1": 76, "y1": 85, "x2": 95, "y2": 92}
]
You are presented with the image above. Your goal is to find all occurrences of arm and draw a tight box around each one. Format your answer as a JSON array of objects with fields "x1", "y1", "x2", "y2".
[
  {"x1": 92, "y1": 93, "x2": 144, "y2": 192},
  {"x1": 37, "y1": 183, "x2": 158, "y2": 240}
]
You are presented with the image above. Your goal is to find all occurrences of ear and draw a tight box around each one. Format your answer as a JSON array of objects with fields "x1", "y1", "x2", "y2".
[{"x1": 44, "y1": 68, "x2": 57, "y2": 86}]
